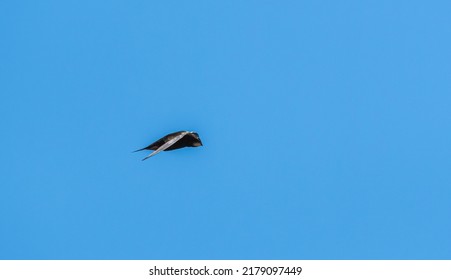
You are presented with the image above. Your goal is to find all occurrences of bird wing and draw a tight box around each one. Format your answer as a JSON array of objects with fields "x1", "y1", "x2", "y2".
[{"x1": 142, "y1": 131, "x2": 189, "y2": 160}]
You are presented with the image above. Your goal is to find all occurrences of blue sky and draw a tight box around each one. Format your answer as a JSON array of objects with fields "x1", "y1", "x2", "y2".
[{"x1": 1, "y1": 0, "x2": 450, "y2": 259}]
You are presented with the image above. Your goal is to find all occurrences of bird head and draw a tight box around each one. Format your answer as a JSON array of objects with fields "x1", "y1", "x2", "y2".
[{"x1": 190, "y1": 131, "x2": 203, "y2": 146}]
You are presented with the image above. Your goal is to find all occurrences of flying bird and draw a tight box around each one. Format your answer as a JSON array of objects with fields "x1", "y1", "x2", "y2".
[{"x1": 134, "y1": 131, "x2": 203, "y2": 160}]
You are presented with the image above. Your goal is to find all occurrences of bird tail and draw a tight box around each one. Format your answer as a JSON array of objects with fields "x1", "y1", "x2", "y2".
[
  {"x1": 132, "y1": 147, "x2": 146, "y2": 153},
  {"x1": 141, "y1": 150, "x2": 159, "y2": 161}
]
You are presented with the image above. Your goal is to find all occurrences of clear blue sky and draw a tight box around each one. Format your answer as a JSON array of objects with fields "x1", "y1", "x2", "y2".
[{"x1": 1, "y1": 0, "x2": 450, "y2": 259}]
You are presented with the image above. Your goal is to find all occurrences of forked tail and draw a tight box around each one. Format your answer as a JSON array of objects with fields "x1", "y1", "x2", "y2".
[{"x1": 132, "y1": 147, "x2": 146, "y2": 153}]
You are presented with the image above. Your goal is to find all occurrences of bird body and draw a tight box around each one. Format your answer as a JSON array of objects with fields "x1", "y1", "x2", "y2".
[{"x1": 135, "y1": 131, "x2": 202, "y2": 160}]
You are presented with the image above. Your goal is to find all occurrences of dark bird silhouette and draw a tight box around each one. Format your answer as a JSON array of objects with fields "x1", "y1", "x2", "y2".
[{"x1": 134, "y1": 131, "x2": 203, "y2": 160}]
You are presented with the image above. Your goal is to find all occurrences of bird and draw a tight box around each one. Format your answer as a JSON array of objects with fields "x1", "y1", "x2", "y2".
[{"x1": 134, "y1": 131, "x2": 203, "y2": 160}]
